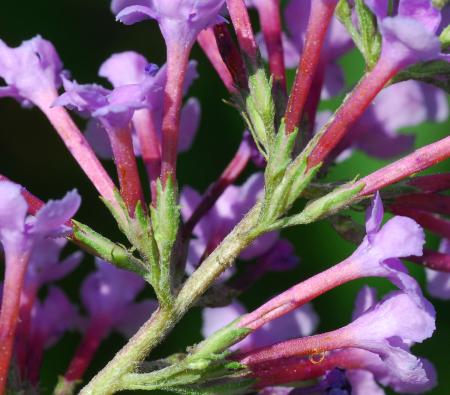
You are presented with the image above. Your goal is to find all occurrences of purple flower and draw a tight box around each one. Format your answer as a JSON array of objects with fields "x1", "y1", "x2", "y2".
[
  {"x1": 112, "y1": 0, "x2": 225, "y2": 48},
  {"x1": 202, "y1": 300, "x2": 319, "y2": 352},
  {"x1": 426, "y1": 238, "x2": 450, "y2": 300},
  {"x1": 80, "y1": 259, "x2": 157, "y2": 337},
  {"x1": 89, "y1": 52, "x2": 200, "y2": 156},
  {"x1": 0, "y1": 36, "x2": 63, "y2": 105},
  {"x1": 29, "y1": 287, "x2": 80, "y2": 349},
  {"x1": 54, "y1": 76, "x2": 154, "y2": 130},
  {"x1": 348, "y1": 192, "x2": 427, "y2": 306},
  {"x1": 341, "y1": 291, "x2": 436, "y2": 392},
  {"x1": 181, "y1": 174, "x2": 280, "y2": 275},
  {"x1": 0, "y1": 181, "x2": 80, "y2": 256},
  {"x1": 325, "y1": 80, "x2": 448, "y2": 161},
  {"x1": 25, "y1": 238, "x2": 82, "y2": 296},
  {"x1": 367, "y1": 0, "x2": 446, "y2": 69}
]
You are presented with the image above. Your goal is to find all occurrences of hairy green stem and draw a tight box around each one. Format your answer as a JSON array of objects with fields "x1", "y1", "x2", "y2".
[{"x1": 80, "y1": 204, "x2": 262, "y2": 395}]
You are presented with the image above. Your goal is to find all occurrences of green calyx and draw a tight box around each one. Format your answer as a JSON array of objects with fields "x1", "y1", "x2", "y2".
[{"x1": 337, "y1": 0, "x2": 381, "y2": 69}]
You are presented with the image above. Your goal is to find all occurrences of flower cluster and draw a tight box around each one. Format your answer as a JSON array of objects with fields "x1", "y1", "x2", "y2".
[{"x1": 0, "y1": 0, "x2": 450, "y2": 394}]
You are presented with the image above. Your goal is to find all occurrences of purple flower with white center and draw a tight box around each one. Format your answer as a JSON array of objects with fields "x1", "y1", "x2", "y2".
[
  {"x1": 181, "y1": 173, "x2": 281, "y2": 276},
  {"x1": 0, "y1": 36, "x2": 63, "y2": 106},
  {"x1": 202, "y1": 300, "x2": 319, "y2": 352},
  {"x1": 112, "y1": 0, "x2": 225, "y2": 49},
  {"x1": 367, "y1": 0, "x2": 447, "y2": 69},
  {"x1": 426, "y1": 238, "x2": 450, "y2": 300},
  {"x1": 322, "y1": 80, "x2": 449, "y2": 162}
]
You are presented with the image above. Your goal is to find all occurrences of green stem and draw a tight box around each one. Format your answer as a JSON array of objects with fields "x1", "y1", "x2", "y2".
[{"x1": 80, "y1": 204, "x2": 262, "y2": 395}]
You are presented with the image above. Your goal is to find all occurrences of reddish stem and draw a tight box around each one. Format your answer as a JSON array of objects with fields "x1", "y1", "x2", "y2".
[
  {"x1": 255, "y1": 0, "x2": 286, "y2": 95},
  {"x1": 182, "y1": 138, "x2": 251, "y2": 238},
  {"x1": 63, "y1": 317, "x2": 111, "y2": 383},
  {"x1": 303, "y1": 62, "x2": 326, "y2": 139},
  {"x1": 250, "y1": 348, "x2": 374, "y2": 387},
  {"x1": 0, "y1": 249, "x2": 32, "y2": 395},
  {"x1": 35, "y1": 93, "x2": 118, "y2": 210},
  {"x1": 390, "y1": 206, "x2": 450, "y2": 240},
  {"x1": 213, "y1": 24, "x2": 249, "y2": 91},
  {"x1": 392, "y1": 193, "x2": 450, "y2": 216},
  {"x1": 284, "y1": 0, "x2": 338, "y2": 134},
  {"x1": 409, "y1": 249, "x2": 450, "y2": 273},
  {"x1": 307, "y1": 56, "x2": 398, "y2": 168},
  {"x1": 16, "y1": 285, "x2": 39, "y2": 378},
  {"x1": 409, "y1": 173, "x2": 450, "y2": 193},
  {"x1": 160, "y1": 44, "x2": 190, "y2": 185},
  {"x1": 239, "y1": 256, "x2": 361, "y2": 331},
  {"x1": 133, "y1": 109, "x2": 162, "y2": 203},
  {"x1": 197, "y1": 29, "x2": 237, "y2": 94},
  {"x1": 358, "y1": 136, "x2": 450, "y2": 196},
  {"x1": 104, "y1": 124, "x2": 145, "y2": 214},
  {"x1": 0, "y1": 175, "x2": 44, "y2": 215},
  {"x1": 226, "y1": 0, "x2": 258, "y2": 65}
]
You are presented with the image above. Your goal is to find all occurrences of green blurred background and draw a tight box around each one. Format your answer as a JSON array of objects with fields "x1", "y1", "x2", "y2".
[{"x1": 0, "y1": 1, "x2": 449, "y2": 394}]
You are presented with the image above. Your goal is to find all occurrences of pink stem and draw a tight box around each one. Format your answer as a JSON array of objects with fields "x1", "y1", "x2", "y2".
[
  {"x1": 358, "y1": 136, "x2": 450, "y2": 196},
  {"x1": 104, "y1": 124, "x2": 145, "y2": 214},
  {"x1": 133, "y1": 109, "x2": 162, "y2": 203},
  {"x1": 408, "y1": 173, "x2": 450, "y2": 193},
  {"x1": 303, "y1": 61, "x2": 326, "y2": 139},
  {"x1": 226, "y1": 0, "x2": 258, "y2": 65},
  {"x1": 197, "y1": 29, "x2": 237, "y2": 94},
  {"x1": 182, "y1": 138, "x2": 251, "y2": 238},
  {"x1": 35, "y1": 93, "x2": 118, "y2": 209},
  {"x1": 0, "y1": 175, "x2": 44, "y2": 215},
  {"x1": 392, "y1": 193, "x2": 450, "y2": 216},
  {"x1": 160, "y1": 44, "x2": 190, "y2": 185},
  {"x1": 390, "y1": 206, "x2": 450, "y2": 240},
  {"x1": 255, "y1": 0, "x2": 286, "y2": 95},
  {"x1": 284, "y1": 0, "x2": 338, "y2": 134},
  {"x1": 238, "y1": 325, "x2": 350, "y2": 366},
  {"x1": 63, "y1": 317, "x2": 111, "y2": 383},
  {"x1": 409, "y1": 249, "x2": 450, "y2": 273},
  {"x1": 0, "y1": 249, "x2": 32, "y2": 395},
  {"x1": 239, "y1": 256, "x2": 361, "y2": 331},
  {"x1": 307, "y1": 56, "x2": 398, "y2": 168}
]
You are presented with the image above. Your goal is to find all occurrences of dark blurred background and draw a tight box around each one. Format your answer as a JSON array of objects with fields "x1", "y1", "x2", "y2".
[{"x1": 0, "y1": 1, "x2": 449, "y2": 394}]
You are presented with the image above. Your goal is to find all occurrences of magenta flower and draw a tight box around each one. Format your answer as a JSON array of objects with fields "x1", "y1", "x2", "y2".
[
  {"x1": 202, "y1": 300, "x2": 318, "y2": 352},
  {"x1": 112, "y1": 0, "x2": 225, "y2": 48},
  {"x1": 0, "y1": 36, "x2": 63, "y2": 105},
  {"x1": 426, "y1": 239, "x2": 450, "y2": 300},
  {"x1": 367, "y1": 0, "x2": 446, "y2": 69}
]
